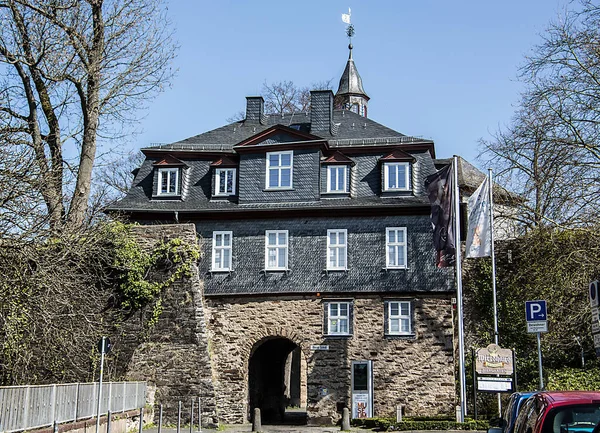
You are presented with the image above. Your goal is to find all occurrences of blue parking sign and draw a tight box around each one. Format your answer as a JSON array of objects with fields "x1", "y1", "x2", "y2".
[{"x1": 525, "y1": 300, "x2": 547, "y2": 321}]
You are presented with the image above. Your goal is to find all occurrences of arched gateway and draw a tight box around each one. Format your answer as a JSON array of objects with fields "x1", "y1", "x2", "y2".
[{"x1": 248, "y1": 336, "x2": 307, "y2": 425}]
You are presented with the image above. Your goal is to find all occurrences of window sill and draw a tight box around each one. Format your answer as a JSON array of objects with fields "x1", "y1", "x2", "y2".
[
  {"x1": 262, "y1": 268, "x2": 290, "y2": 273},
  {"x1": 324, "y1": 268, "x2": 348, "y2": 273},
  {"x1": 263, "y1": 187, "x2": 294, "y2": 192},
  {"x1": 324, "y1": 334, "x2": 352, "y2": 339},
  {"x1": 152, "y1": 194, "x2": 182, "y2": 200},
  {"x1": 382, "y1": 267, "x2": 409, "y2": 271},
  {"x1": 213, "y1": 193, "x2": 236, "y2": 198},
  {"x1": 384, "y1": 333, "x2": 416, "y2": 340},
  {"x1": 209, "y1": 269, "x2": 232, "y2": 273}
]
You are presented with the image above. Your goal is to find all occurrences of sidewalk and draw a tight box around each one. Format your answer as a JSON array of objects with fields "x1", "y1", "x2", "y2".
[{"x1": 143, "y1": 426, "x2": 375, "y2": 433}]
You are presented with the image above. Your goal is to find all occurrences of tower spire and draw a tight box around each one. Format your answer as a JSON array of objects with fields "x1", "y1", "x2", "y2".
[{"x1": 335, "y1": 9, "x2": 370, "y2": 117}]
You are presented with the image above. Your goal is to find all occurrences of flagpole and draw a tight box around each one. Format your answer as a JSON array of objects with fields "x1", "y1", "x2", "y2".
[
  {"x1": 453, "y1": 156, "x2": 467, "y2": 421},
  {"x1": 488, "y1": 169, "x2": 501, "y2": 415}
]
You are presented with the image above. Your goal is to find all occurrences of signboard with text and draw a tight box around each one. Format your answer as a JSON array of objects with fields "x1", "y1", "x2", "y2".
[{"x1": 475, "y1": 344, "x2": 514, "y2": 376}]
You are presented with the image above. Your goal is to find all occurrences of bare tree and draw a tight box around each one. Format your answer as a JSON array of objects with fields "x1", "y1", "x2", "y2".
[
  {"x1": 227, "y1": 79, "x2": 334, "y2": 121},
  {"x1": 0, "y1": 0, "x2": 176, "y2": 232},
  {"x1": 480, "y1": 1, "x2": 600, "y2": 229}
]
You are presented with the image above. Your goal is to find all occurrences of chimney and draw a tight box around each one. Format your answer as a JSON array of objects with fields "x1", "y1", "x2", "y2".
[
  {"x1": 310, "y1": 90, "x2": 334, "y2": 134},
  {"x1": 245, "y1": 96, "x2": 264, "y2": 123}
]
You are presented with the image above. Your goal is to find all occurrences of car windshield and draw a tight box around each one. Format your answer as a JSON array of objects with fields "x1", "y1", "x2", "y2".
[{"x1": 544, "y1": 405, "x2": 600, "y2": 433}]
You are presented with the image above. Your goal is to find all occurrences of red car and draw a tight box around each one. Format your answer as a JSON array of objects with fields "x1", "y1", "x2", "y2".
[{"x1": 513, "y1": 391, "x2": 600, "y2": 433}]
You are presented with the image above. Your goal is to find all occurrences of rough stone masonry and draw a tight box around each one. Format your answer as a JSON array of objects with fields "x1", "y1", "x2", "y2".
[{"x1": 124, "y1": 224, "x2": 456, "y2": 426}]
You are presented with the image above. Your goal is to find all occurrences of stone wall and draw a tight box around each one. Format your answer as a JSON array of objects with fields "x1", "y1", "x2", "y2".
[
  {"x1": 124, "y1": 224, "x2": 218, "y2": 426},
  {"x1": 205, "y1": 293, "x2": 455, "y2": 424}
]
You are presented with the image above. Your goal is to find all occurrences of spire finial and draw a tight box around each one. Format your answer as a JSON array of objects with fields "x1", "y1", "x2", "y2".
[{"x1": 341, "y1": 8, "x2": 354, "y2": 48}]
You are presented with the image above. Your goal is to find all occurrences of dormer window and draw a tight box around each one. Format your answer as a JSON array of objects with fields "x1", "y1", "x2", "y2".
[
  {"x1": 266, "y1": 151, "x2": 293, "y2": 189},
  {"x1": 383, "y1": 162, "x2": 410, "y2": 191},
  {"x1": 215, "y1": 168, "x2": 236, "y2": 196},
  {"x1": 158, "y1": 167, "x2": 180, "y2": 195},
  {"x1": 327, "y1": 166, "x2": 347, "y2": 193}
]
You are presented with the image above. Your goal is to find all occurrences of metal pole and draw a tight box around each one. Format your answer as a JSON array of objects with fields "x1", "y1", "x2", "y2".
[
  {"x1": 138, "y1": 407, "x2": 144, "y2": 433},
  {"x1": 513, "y1": 349, "x2": 518, "y2": 392},
  {"x1": 198, "y1": 396, "x2": 202, "y2": 432},
  {"x1": 190, "y1": 399, "x2": 194, "y2": 433},
  {"x1": 537, "y1": 332, "x2": 544, "y2": 390},
  {"x1": 472, "y1": 348, "x2": 478, "y2": 420},
  {"x1": 95, "y1": 336, "x2": 106, "y2": 433},
  {"x1": 488, "y1": 169, "x2": 502, "y2": 416},
  {"x1": 177, "y1": 401, "x2": 181, "y2": 433},
  {"x1": 453, "y1": 156, "x2": 467, "y2": 421},
  {"x1": 107, "y1": 410, "x2": 112, "y2": 433},
  {"x1": 158, "y1": 404, "x2": 163, "y2": 433}
]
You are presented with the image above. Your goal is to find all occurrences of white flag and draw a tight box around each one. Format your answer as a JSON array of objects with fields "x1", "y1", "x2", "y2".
[
  {"x1": 342, "y1": 8, "x2": 351, "y2": 24},
  {"x1": 466, "y1": 177, "x2": 491, "y2": 258}
]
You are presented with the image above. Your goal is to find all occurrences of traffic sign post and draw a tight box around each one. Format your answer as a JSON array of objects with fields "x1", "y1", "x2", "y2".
[
  {"x1": 525, "y1": 301, "x2": 547, "y2": 390},
  {"x1": 590, "y1": 282, "x2": 600, "y2": 359}
]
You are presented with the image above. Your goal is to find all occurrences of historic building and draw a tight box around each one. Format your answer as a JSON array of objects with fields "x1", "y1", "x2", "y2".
[{"x1": 109, "y1": 45, "x2": 456, "y2": 425}]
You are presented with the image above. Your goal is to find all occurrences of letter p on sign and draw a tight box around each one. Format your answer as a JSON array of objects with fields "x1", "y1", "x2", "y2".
[{"x1": 525, "y1": 300, "x2": 547, "y2": 321}]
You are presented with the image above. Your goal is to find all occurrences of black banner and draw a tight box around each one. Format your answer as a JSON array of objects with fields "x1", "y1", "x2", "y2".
[{"x1": 425, "y1": 164, "x2": 455, "y2": 267}]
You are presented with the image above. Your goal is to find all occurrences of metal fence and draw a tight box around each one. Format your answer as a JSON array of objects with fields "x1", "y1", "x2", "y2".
[{"x1": 0, "y1": 381, "x2": 146, "y2": 433}]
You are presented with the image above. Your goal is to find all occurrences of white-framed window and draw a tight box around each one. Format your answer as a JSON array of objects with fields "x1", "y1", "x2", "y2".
[
  {"x1": 327, "y1": 229, "x2": 347, "y2": 270},
  {"x1": 266, "y1": 151, "x2": 293, "y2": 189},
  {"x1": 265, "y1": 230, "x2": 288, "y2": 270},
  {"x1": 326, "y1": 301, "x2": 351, "y2": 335},
  {"x1": 215, "y1": 168, "x2": 236, "y2": 196},
  {"x1": 386, "y1": 301, "x2": 412, "y2": 335},
  {"x1": 158, "y1": 167, "x2": 179, "y2": 195},
  {"x1": 386, "y1": 227, "x2": 407, "y2": 269},
  {"x1": 383, "y1": 162, "x2": 410, "y2": 191},
  {"x1": 212, "y1": 231, "x2": 232, "y2": 271},
  {"x1": 327, "y1": 165, "x2": 347, "y2": 193}
]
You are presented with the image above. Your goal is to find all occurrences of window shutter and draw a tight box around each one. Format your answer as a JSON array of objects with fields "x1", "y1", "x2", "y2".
[
  {"x1": 323, "y1": 302, "x2": 329, "y2": 335},
  {"x1": 383, "y1": 301, "x2": 389, "y2": 335},
  {"x1": 348, "y1": 302, "x2": 354, "y2": 336}
]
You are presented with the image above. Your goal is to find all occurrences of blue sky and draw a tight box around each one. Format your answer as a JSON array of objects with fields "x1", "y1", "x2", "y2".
[{"x1": 131, "y1": 0, "x2": 570, "y2": 166}]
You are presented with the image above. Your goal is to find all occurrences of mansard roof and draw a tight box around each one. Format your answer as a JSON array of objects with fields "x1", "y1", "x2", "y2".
[{"x1": 143, "y1": 110, "x2": 431, "y2": 153}]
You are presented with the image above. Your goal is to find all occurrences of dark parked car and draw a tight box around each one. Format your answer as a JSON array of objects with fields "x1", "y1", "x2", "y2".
[
  {"x1": 504, "y1": 392, "x2": 536, "y2": 433},
  {"x1": 512, "y1": 391, "x2": 600, "y2": 433}
]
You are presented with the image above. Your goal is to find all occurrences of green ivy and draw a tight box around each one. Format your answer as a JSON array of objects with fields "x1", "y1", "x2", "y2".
[{"x1": 110, "y1": 223, "x2": 200, "y2": 312}]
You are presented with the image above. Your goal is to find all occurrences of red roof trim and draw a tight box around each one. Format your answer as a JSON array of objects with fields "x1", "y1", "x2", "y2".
[
  {"x1": 322, "y1": 151, "x2": 355, "y2": 165},
  {"x1": 379, "y1": 149, "x2": 416, "y2": 163},
  {"x1": 210, "y1": 155, "x2": 239, "y2": 167},
  {"x1": 152, "y1": 155, "x2": 189, "y2": 167}
]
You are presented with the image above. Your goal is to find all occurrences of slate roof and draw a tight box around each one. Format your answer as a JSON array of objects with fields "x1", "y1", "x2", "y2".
[
  {"x1": 434, "y1": 157, "x2": 520, "y2": 203},
  {"x1": 144, "y1": 109, "x2": 429, "y2": 152},
  {"x1": 335, "y1": 46, "x2": 369, "y2": 100}
]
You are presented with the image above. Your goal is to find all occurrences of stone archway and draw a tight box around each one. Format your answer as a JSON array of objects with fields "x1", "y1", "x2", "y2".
[{"x1": 248, "y1": 336, "x2": 307, "y2": 425}]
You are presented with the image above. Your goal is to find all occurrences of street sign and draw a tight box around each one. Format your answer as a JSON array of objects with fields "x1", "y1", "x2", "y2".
[
  {"x1": 592, "y1": 307, "x2": 600, "y2": 334},
  {"x1": 590, "y1": 281, "x2": 599, "y2": 308},
  {"x1": 525, "y1": 300, "x2": 547, "y2": 321},
  {"x1": 594, "y1": 333, "x2": 600, "y2": 350},
  {"x1": 477, "y1": 376, "x2": 513, "y2": 392},
  {"x1": 97, "y1": 337, "x2": 112, "y2": 354},
  {"x1": 527, "y1": 321, "x2": 548, "y2": 333}
]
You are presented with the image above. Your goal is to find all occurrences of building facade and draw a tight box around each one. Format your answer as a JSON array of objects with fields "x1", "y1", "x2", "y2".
[{"x1": 110, "y1": 47, "x2": 456, "y2": 425}]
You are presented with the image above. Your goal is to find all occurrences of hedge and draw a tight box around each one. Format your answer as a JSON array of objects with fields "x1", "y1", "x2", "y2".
[{"x1": 350, "y1": 417, "x2": 490, "y2": 431}]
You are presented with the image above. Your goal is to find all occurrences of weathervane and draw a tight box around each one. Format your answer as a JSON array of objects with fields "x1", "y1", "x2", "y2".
[{"x1": 342, "y1": 8, "x2": 354, "y2": 46}]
